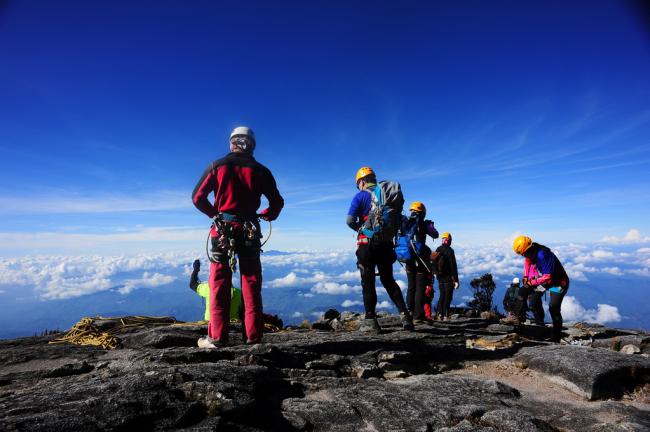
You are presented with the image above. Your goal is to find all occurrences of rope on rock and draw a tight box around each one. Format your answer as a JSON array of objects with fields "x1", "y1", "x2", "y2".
[
  {"x1": 264, "y1": 322, "x2": 283, "y2": 333},
  {"x1": 48, "y1": 317, "x2": 120, "y2": 350},
  {"x1": 49, "y1": 315, "x2": 180, "y2": 350},
  {"x1": 49, "y1": 315, "x2": 282, "y2": 349}
]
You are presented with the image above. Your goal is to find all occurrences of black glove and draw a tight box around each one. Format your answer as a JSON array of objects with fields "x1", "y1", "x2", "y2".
[{"x1": 192, "y1": 259, "x2": 201, "y2": 272}]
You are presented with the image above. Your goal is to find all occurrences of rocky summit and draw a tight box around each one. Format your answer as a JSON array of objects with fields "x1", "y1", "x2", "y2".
[{"x1": 1, "y1": 312, "x2": 649, "y2": 431}]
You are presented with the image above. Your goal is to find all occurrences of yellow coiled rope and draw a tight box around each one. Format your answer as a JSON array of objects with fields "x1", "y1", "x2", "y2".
[
  {"x1": 49, "y1": 315, "x2": 281, "y2": 350},
  {"x1": 49, "y1": 316, "x2": 181, "y2": 350}
]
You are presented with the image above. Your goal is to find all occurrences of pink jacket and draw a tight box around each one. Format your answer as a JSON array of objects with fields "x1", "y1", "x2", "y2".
[{"x1": 523, "y1": 257, "x2": 552, "y2": 286}]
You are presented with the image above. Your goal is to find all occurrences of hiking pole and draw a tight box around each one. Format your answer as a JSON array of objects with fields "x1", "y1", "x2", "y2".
[{"x1": 410, "y1": 239, "x2": 433, "y2": 274}]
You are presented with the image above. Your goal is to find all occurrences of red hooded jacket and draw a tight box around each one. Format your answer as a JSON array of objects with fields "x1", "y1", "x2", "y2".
[{"x1": 192, "y1": 152, "x2": 284, "y2": 220}]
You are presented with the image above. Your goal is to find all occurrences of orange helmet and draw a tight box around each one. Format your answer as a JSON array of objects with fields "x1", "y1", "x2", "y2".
[
  {"x1": 513, "y1": 235, "x2": 533, "y2": 255},
  {"x1": 409, "y1": 201, "x2": 426, "y2": 215},
  {"x1": 355, "y1": 166, "x2": 375, "y2": 185}
]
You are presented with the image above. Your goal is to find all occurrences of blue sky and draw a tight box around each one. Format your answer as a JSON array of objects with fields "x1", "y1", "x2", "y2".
[
  {"x1": 1, "y1": 1, "x2": 649, "y2": 254},
  {"x1": 0, "y1": 1, "x2": 650, "y2": 255},
  {"x1": 0, "y1": 1, "x2": 650, "y2": 251},
  {"x1": 1, "y1": 1, "x2": 650, "y2": 333}
]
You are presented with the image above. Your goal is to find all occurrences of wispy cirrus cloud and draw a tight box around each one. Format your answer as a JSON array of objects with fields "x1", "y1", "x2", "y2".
[
  {"x1": 0, "y1": 226, "x2": 206, "y2": 253},
  {"x1": 0, "y1": 189, "x2": 188, "y2": 215}
]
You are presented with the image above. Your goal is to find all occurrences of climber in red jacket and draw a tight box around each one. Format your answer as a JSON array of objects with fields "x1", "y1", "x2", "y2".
[{"x1": 192, "y1": 126, "x2": 284, "y2": 348}]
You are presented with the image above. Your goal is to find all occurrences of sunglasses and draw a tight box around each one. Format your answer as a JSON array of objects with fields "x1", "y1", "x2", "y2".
[{"x1": 232, "y1": 136, "x2": 251, "y2": 146}]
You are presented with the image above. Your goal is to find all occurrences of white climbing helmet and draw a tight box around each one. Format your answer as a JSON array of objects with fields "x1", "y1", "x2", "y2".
[
  {"x1": 229, "y1": 126, "x2": 256, "y2": 152},
  {"x1": 512, "y1": 277, "x2": 520, "y2": 285}
]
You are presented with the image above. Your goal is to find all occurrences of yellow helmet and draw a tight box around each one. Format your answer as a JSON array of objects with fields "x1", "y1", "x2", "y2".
[
  {"x1": 409, "y1": 201, "x2": 426, "y2": 215},
  {"x1": 355, "y1": 166, "x2": 375, "y2": 184},
  {"x1": 441, "y1": 232, "x2": 451, "y2": 240},
  {"x1": 513, "y1": 235, "x2": 532, "y2": 255}
]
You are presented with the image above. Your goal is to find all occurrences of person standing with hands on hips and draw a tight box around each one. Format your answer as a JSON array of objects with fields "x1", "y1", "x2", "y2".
[{"x1": 192, "y1": 126, "x2": 284, "y2": 348}]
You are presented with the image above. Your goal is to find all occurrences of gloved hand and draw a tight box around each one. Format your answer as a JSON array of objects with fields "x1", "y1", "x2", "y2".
[
  {"x1": 192, "y1": 259, "x2": 200, "y2": 272},
  {"x1": 535, "y1": 286, "x2": 546, "y2": 293},
  {"x1": 258, "y1": 208, "x2": 273, "y2": 221},
  {"x1": 424, "y1": 220, "x2": 439, "y2": 238},
  {"x1": 453, "y1": 281, "x2": 459, "y2": 290}
]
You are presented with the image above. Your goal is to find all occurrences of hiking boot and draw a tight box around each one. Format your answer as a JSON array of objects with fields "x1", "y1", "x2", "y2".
[
  {"x1": 400, "y1": 312, "x2": 414, "y2": 331},
  {"x1": 197, "y1": 336, "x2": 222, "y2": 349},
  {"x1": 359, "y1": 317, "x2": 381, "y2": 333},
  {"x1": 545, "y1": 335, "x2": 562, "y2": 343},
  {"x1": 246, "y1": 338, "x2": 262, "y2": 345},
  {"x1": 500, "y1": 315, "x2": 521, "y2": 326}
]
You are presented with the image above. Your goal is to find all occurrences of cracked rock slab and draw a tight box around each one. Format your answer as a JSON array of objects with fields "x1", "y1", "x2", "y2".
[{"x1": 513, "y1": 345, "x2": 650, "y2": 400}]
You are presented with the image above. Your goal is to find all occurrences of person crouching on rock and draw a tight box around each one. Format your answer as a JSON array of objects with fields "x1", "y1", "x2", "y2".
[
  {"x1": 346, "y1": 166, "x2": 414, "y2": 333},
  {"x1": 502, "y1": 277, "x2": 520, "y2": 317},
  {"x1": 432, "y1": 232, "x2": 459, "y2": 321},
  {"x1": 190, "y1": 259, "x2": 243, "y2": 323},
  {"x1": 192, "y1": 126, "x2": 284, "y2": 348},
  {"x1": 502, "y1": 236, "x2": 569, "y2": 343}
]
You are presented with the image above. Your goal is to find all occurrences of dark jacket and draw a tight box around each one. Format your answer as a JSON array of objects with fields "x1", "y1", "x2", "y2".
[
  {"x1": 435, "y1": 243, "x2": 458, "y2": 283},
  {"x1": 192, "y1": 152, "x2": 284, "y2": 220},
  {"x1": 502, "y1": 283, "x2": 520, "y2": 312}
]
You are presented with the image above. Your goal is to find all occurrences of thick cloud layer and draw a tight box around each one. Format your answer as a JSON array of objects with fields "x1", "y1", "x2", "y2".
[{"x1": 0, "y1": 243, "x2": 645, "y2": 327}]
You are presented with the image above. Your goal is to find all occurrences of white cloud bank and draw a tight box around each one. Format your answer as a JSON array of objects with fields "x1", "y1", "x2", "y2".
[
  {"x1": 341, "y1": 299, "x2": 363, "y2": 307},
  {"x1": 1, "y1": 238, "x2": 648, "y2": 304},
  {"x1": 311, "y1": 282, "x2": 361, "y2": 295},
  {"x1": 0, "y1": 253, "x2": 189, "y2": 300},
  {"x1": 267, "y1": 265, "x2": 358, "y2": 289},
  {"x1": 118, "y1": 272, "x2": 176, "y2": 295},
  {"x1": 602, "y1": 229, "x2": 650, "y2": 244},
  {"x1": 561, "y1": 296, "x2": 622, "y2": 325}
]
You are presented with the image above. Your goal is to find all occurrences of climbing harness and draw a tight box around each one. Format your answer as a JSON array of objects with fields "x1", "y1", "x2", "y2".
[
  {"x1": 205, "y1": 214, "x2": 272, "y2": 272},
  {"x1": 206, "y1": 214, "x2": 238, "y2": 270}
]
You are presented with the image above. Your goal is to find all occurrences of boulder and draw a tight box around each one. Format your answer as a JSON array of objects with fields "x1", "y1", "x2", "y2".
[
  {"x1": 466, "y1": 334, "x2": 521, "y2": 351},
  {"x1": 591, "y1": 335, "x2": 649, "y2": 351},
  {"x1": 323, "y1": 309, "x2": 341, "y2": 321},
  {"x1": 621, "y1": 344, "x2": 641, "y2": 355},
  {"x1": 513, "y1": 345, "x2": 650, "y2": 400}
]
